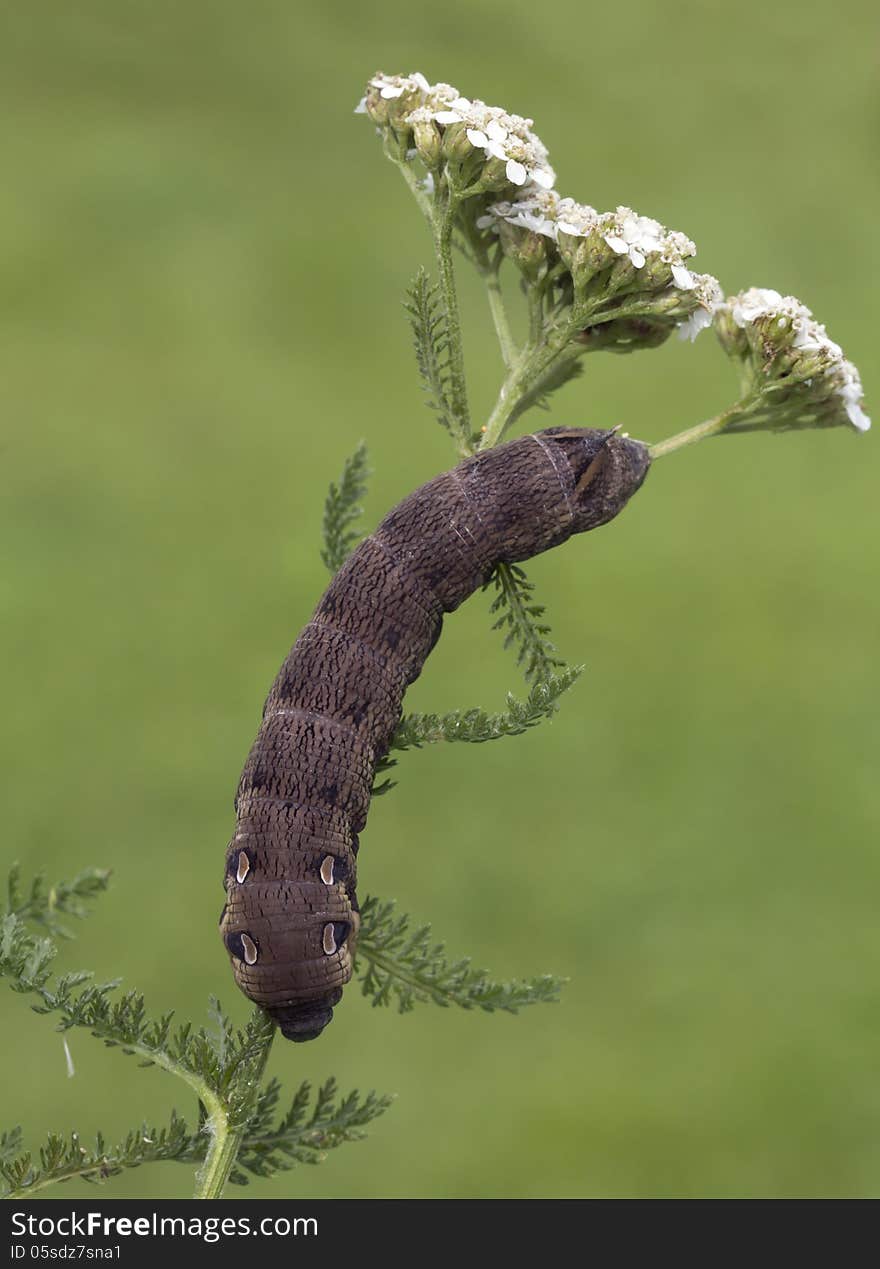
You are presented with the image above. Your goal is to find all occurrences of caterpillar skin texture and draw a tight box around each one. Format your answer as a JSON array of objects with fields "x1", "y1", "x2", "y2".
[{"x1": 220, "y1": 426, "x2": 651, "y2": 1041}]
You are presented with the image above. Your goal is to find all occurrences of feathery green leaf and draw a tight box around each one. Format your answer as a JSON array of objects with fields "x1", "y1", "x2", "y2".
[
  {"x1": 321, "y1": 442, "x2": 370, "y2": 574},
  {"x1": 0, "y1": 1127, "x2": 23, "y2": 1166},
  {"x1": 355, "y1": 896, "x2": 566, "y2": 1014},
  {"x1": 371, "y1": 668, "x2": 582, "y2": 794},
  {"x1": 6, "y1": 863, "x2": 111, "y2": 939},
  {"x1": 232, "y1": 1078, "x2": 393, "y2": 1183},
  {"x1": 404, "y1": 267, "x2": 457, "y2": 438},
  {"x1": 0, "y1": 904, "x2": 267, "y2": 1116},
  {"x1": 486, "y1": 562, "x2": 565, "y2": 683},
  {"x1": 0, "y1": 865, "x2": 394, "y2": 1197},
  {"x1": 387, "y1": 666, "x2": 583, "y2": 753},
  {"x1": 0, "y1": 1113, "x2": 203, "y2": 1198}
]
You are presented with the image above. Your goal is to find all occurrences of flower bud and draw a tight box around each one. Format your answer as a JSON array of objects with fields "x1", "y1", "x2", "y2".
[
  {"x1": 441, "y1": 120, "x2": 475, "y2": 164},
  {"x1": 637, "y1": 255, "x2": 678, "y2": 292},
  {"x1": 605, "y1": 252, "x2": 640, "y2": 295},
  {"x1": 713, "y1": 288, "x2": 870, "y2": 433},
  {"x1": 411, "y1": 114, "x2": 442, "y2": 168},
  {"x1": 554, "y1": 202, "x2": 608, "y2": 290},
  {"x1": 364, "y1": 91, "x2": 391, "y2": 127},
  {"x1": 362, "y1": 72, "x2": 429, "y2": 133},
  {"x1": 497, "y1": 219, "x2": 549, "y2": 281},
  {"x1": 713, "y1": 303, "x2": 747, "y2": 357},
  {"x1": 471, "y1": 155, "x2": 516, "y2": 194},
  {"x1": 556, "y1": 228, "x2": 607, "y2": 283}
]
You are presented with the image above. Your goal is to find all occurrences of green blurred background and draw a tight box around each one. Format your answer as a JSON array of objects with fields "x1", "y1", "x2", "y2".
[{"x1": 1, "y1": 0, "x2": 877, "y2": 1199}]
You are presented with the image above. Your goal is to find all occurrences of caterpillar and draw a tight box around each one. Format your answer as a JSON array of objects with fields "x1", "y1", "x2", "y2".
[{"x1": 220, "y1": 426, "x2": 651, "y2": 1041}]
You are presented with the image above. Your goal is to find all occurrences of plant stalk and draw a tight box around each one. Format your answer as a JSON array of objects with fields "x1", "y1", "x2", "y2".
[
  {"x1": 483, "y1": 268, "x2": 518, "y2": 370},
  {"x1": 478, "y1": 326, "x2": 575, "y2": 451},
  {"x1": 193, "y1": 1009, "x2": 275, "y2": 1200},
  {"x1": 431, "y1": 197, "x2": 472, "y2": 455},
  {"x1": 650, "y1": 403, "x2": 750, "y2": 458}
]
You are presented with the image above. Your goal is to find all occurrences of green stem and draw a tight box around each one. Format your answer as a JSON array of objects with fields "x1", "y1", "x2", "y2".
[
  {"x1": 53, "y1": 1021, "x2": 230, "y2": 1183},
  {"x1": 478, "y1": 325, "x2": 576, "y2": 452},
  {"x1": 386, "y1": 146, "x2": 433, "y2": 225},
  {"x1": 650, "y1": 402, "x2": 752, "y2": 459},
  {"x1": 193, "y1": 1008, "x2": 275, "y2": 1200},
  {"x1": 478, "y1": 356, "x2": 527, "y2": 451},
  {"x1": 527, "y1": 286, "x2": 546, "y2": 348},
  {"x1": 482, "y1": 260, "x2": 518, "y2": 369},
  {"x1": 431, "y1": 197, "x2": 472, "y2": 455},
  {"x1": 193, "y1": 1113, "x2": 242, "y2": 1200},
  {"x1": 69, "y1": 1019, "x2": 243, "y2": 1199}
]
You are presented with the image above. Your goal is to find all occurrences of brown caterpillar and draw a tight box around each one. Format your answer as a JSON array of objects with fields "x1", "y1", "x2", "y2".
[{"x1": 220, "y1": 426, "x2": 651, "y2": 1041}]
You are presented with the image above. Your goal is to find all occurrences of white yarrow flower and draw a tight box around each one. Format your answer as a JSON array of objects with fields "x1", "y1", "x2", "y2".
[
  {"x1": 368, "y1": 72, "x2": 429, "y2": 101},
  {"x1": 481, "y1": 190, "x2": 720, "y2": 343},
  {"x1": 555, "y1": 197, "x2": 600, "y2": 238},
  {"x1": 671, "y1": 264, "x2": 696, "y2": 290},
  {"x1": 677, "y1": 308, "x2": 713, "y2": 341},
  {"x1": 436, "y1": 94, "x2": 554, "y2": 189},
  {"x1": 677, "y1": 274, "x2": 723, "y2": 342},
  {"x1": 602, "y1": 209, "x2": 665, "y2": 268},
  {"x1": 478, "y1": 191, "x2": 588, "y2": 241},
  {"x1": 358, "y1": 72, "x2": 555, "y2": 194},
  {"x1": 373, "y1": 75, "x2": 556, "y2": 190},
  {"x1": 716, "y1": 288, "x2": 870, "y2": 433}
]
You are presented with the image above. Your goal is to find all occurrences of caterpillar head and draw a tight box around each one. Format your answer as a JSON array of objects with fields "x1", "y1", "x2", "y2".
[
  {"x1": 546, "y1": 426, "x2": 651, "y2": 533},
  {"x1": 267, "y1": 993, "x2": 342, "y2": 1043},
  {"x1": 262, "y1": 910, "x2": 361, "y2": 1042}
]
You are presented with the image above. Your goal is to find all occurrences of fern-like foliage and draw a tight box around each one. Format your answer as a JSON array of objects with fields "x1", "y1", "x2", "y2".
[
  {"x1": 0, "y1": 1126, "x2": 23, "y2": 1165},
  {"x1": 371, "y1": 668, "x2": 582, "y2": 796},
  {"x1": 404, "y1": 267, "x2": 457, "y2": 439},
  {"x1": 6, "y1": 862, "x2": 111, "y2": 938},
  {"x1": 321, "y1": 442, "x2": 370, "y2": 573},
  {"x1": 355, "y1": 896, "x2": 566, "y2": 1014},
  {"x1": 0, "y1": 865, "x2": 392, "y2": 1195},
  {"x1": 0, "y1": 1079, "x2": 391, "y2": 1196},
  {"x1": 0, "y1": 1114, "x2": 203, "y2": 1198},
  {"x1": 390, "y1": 667, "x2": 582, "y2": 750},
  {"x1": 0, "y1": 906, "x2": 282, "y2": 1127},
  {"x1": 230, "y1": 1077, "x2": 393, "y2": 1185},
  {"x1": 487, "y1": 562, "x2": 566, "y2": 683}
]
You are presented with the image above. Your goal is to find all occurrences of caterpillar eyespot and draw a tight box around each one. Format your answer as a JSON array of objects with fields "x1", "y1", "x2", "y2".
[
  {"x1": 224, "y1": 930, "x2": 260, "y2": 965},
  {"x1": 220, "y1": 427, "x2": 650, "y2": 1041}
]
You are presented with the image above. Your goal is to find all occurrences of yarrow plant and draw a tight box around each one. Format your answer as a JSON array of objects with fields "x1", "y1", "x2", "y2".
[
  {"x1": 357, "y1": 69, "x2": 869, "y2": 460},
  {"x1": 2, "y1": 69, "x2": 869, "y2": 1205}
]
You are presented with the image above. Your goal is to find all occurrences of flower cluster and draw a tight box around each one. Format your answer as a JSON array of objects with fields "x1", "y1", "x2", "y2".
[
  {"x1": 476, "y1": 191, "x2": 722, "y2": 347},
  {"x1": 357, "y1": 72, "x2": 555, "y2": 197},
  {"x1": 356, "y1": 70, "x2": 869, "y2": 445},
  {"x1": 714, "y1": 288, "x2": 870, "y2": 433},
  {"x1": 357, "y1": 73, "x2": 720, "y2": 349}
]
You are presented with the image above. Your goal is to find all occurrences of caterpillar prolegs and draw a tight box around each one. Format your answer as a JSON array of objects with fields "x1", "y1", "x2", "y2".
[{"x1": 220, "y1": 426, "x2": 651, "y2": 1041}]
